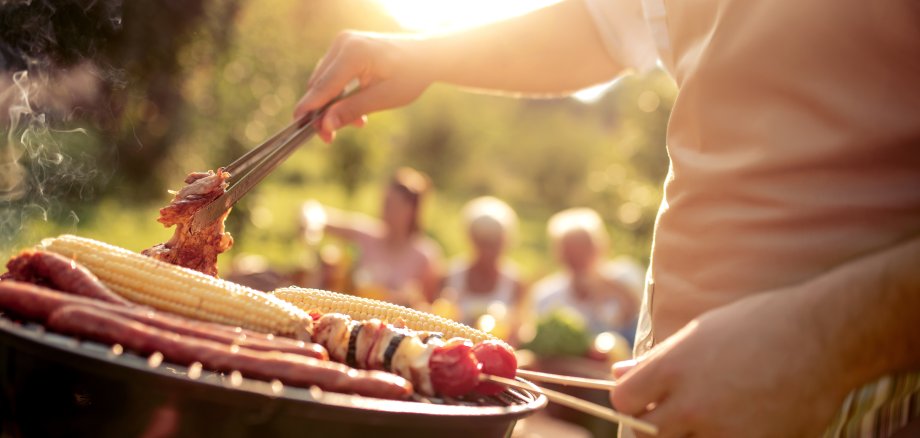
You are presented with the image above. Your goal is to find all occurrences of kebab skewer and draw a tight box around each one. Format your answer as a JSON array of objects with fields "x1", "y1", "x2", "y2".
[
  {"x1": 280, "y1": 288, "x2": 655, "y2": 433},
  {"x1": 311, "y1": 312, "x2": 517, "y2": 397}
]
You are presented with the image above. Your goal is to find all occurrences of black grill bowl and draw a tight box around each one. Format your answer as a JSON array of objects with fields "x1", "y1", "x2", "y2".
[{"x1": 0, "y1": 316, "x2": 546, "y2": 438}]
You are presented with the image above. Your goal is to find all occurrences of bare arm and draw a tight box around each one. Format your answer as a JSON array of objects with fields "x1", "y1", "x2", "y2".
[
  {"x1": 294, "y1": 0, "x2": 622, "y2": 141},
  {"x1": 416, "y1": 238, "x2": 444, "y2": 304},
  {"x1": 300, "y1": 202, "x2": 383, "y2": 246},
  {"x1": 808, "y1": 233, "x2": 920, "y2": 389},
  {"x1": 610, "y1": 234, "x2": 920, "y2": 436},
  {"x1": 413, "y1": 0, "x2": 622, "y2": 95}
]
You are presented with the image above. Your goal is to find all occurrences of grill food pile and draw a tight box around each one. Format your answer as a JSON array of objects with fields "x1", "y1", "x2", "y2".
[
  {"x1": 0, "y1": 235, "x2": 519, "y2": 403},
  {"x1": 0, "y1": 169, "x2": 520, "y2": 406}
]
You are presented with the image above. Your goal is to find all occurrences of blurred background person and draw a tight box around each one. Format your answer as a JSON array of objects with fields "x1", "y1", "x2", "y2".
[
  {"x1": 530, "y1": 207, "x2": 641, "y2": 343},
  {"x1": 518, "y1": 207, "x2": 641, "y2": 437},
  {"x1": 439, "y1": 196, "x2": 524, "y2": 340},
  {"x1": 299, "y1": 167, "x2": 443, "y2": 308}
]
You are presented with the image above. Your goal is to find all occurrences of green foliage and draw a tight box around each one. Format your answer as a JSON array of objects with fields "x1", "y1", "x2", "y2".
[{"x1": 520, "y1": 308, "x2": 592, "y2": 358}]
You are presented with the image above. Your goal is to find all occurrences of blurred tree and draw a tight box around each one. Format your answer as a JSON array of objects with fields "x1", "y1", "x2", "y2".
[
  {"x1": 105, "y1": 0, "x2": 242, "y2": 201},
  {"x1": 328, "y1": 130, "x2": 372, "y2": 201}
]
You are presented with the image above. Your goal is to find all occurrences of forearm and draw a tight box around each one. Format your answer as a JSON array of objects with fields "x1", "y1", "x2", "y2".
[
  {"x1": 295, "y1": 0, "x2": 625, "y2": 134},
  {"x1": 321, "y1": 207, "x2": 380, "y2": 243},
  {"x1": 799, "y1": 233, "x2": 920, "y2": 391},
  {"x1": 418, "y1": 248, "x2": 444, "y2": 304},
  {"x1": 414, "y1": 0, "x2": 622, "y2": 95}
]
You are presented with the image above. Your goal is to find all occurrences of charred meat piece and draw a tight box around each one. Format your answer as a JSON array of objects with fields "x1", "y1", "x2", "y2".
[{"x1": 143, "y1": 169, "x2": 233, "y2": 277}]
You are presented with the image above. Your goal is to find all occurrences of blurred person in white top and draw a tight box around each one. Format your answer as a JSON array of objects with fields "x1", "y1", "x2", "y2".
[
  {"x1": 440, "y1": 196, "x2": 524, "y2": 333},
  {"x1": 293, "y1": 0, "x2": 920, "y2": 435},
  {"x1": 531, "y1": 208, "x2": 642, "y2": 340}
]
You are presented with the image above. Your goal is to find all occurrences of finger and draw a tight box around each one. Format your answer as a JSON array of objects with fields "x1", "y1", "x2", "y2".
[
  {"x1": 312, "y1": 106, "x2": 366, "y2": 143},
  {"x1": 320, "y1": 82, "x2": 417, "y2": 133},
  {"x1": 294, "y1": 47, "x2": 366, "y2": 119},
  {"x1": 351, "y1": 114, "x2": 367, "y2": 128},
  {"x1": 633, "y1": 399, "x2": 690, "y2": 438},
  {"x1": 307, "y1": 36, "x2": 346, "y2": 89},
  {"x1": 297, "y1": 33, "x2": 351, "y2": 118},
  {"x1": 307, "y1": 52, "x2": 333, "y2": 89},
  {"x1": 610, "y1": 356, "x2": 671, "y2": 417},
  {"x1": 296, "y1": 64, "x2": 336, "y2": 120},
  {"x1": 318, "y1": 119, "x2": 335, "y2": 143},
  {"x1": 304, "y1": 55, "x2": 334, "y2": 95},
  {"x1": 612, "y1": 359, "x2": 637, "y2": 379},
  {"x1": 306, "y1": 113, "x2": 335, "y2": 144}
]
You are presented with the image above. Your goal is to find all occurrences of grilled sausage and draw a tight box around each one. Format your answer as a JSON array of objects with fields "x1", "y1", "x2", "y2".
[
  {"x1": 4, "y1": 250, "x2": 133, "y2": 305},
  {"x1": 116, "y1": 307, "x2": 328, "y2": 360},
  {"x1": 0, "y1": 280, "x2": 73, "y2": 321},
  {"x1": 0, "y1": 281, "x2": 327, "y2": 359},
  {"x1": 46, "y1": 305, "x2": 412, "y2": 399}
]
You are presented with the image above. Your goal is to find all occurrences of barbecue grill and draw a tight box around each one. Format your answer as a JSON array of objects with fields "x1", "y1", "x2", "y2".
[{"x1": 0, "y1": 314, "x2": 546, "y2": 438}]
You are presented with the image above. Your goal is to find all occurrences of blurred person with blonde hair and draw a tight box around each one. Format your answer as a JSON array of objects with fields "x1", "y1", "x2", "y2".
[
  {"x1": 440, "y1": 196, "x2": 524, "y2": 336},
  {"x1": 530, "y1": 207, "x2": 642, "y2": 340},
  {"x1": 300, "y1": 167, "x2": 443, "y2": 307}
]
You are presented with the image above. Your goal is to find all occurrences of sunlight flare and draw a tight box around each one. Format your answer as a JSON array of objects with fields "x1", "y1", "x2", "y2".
[{"x1": 375, "y1": 0, "x2": 561, "y2": 33}]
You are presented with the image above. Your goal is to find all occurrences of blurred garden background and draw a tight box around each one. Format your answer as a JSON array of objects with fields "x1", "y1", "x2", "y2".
[
  {"x1": 0, "y1": 2, "x2": 676, "y2": 434},
  {"x1": 0, "y1": 0, "x2": 674, "y2": 281}
]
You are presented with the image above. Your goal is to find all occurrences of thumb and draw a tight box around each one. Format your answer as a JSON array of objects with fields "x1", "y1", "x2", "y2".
[
  {"x1": 612, "y1": 359, "x2": 637, "y2": 379},
  {"x1": 319, "y1": 81, "x2": 421, "y2": 135},
  {"x1": 609, "y1": 355, "x2": 669, "y2": 416}
]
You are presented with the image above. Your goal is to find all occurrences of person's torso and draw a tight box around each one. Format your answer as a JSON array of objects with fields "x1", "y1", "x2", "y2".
[
  {"x1": 444, "y1": 262, "x2": 517, "y2": 325},
  {"x1": 626, "y1": 2, "x2": 920, "y2": 435},
  {"x1": 353, "y1": 237, "x2": 430, "y2": 303},
  {"x1": 645, "y1": 0, "x2": 920, "y2": 344},
  {"x1": 532, "y1": 271, "x2": 624, "y2": 336}
]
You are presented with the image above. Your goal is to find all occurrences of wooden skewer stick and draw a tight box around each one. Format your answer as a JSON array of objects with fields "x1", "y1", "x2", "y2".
[
  {"x1": 514, "y1": 369, "x2": 618, "y2": 391},
  {"x1": 481, "y1": 374, "x2": 658, "y2": 436}
]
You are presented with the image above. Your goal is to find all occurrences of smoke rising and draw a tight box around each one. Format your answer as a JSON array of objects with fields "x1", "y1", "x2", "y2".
[
  {"x1": 0, "y1": 0, "x2": 124, "y2": 251},
  {"x1": 0, "y1": 69, "x2": 103, "y2": 249},
  {"x1": 1, "y1": 71, "x2": 34, "y2": 202}
]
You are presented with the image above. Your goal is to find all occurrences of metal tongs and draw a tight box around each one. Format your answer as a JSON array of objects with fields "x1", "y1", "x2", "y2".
[{"x1": 189, "y1": 90, "x2": 350, "y2": 231}]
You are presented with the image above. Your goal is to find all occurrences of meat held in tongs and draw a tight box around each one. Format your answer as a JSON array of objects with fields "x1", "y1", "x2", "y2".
[{"x1": 142, "y1": 169, "x2": 233, "y2": 277}]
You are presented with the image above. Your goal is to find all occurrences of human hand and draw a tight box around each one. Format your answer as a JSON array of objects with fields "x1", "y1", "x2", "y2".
[
  {"x1": 294, "y1": 31, "x2": 434, "y2": 142},
  {"x1": 610, "y1": 289, "x2": 850, "y2": 437}
]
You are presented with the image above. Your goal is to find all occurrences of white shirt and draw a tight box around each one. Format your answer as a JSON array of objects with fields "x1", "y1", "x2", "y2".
[
  {"x1": 442, "y1": 259, "x2": 519, "y2": 326},
  {"x1": 530, "y1": 259, "x2": 643, "y2": 336}
]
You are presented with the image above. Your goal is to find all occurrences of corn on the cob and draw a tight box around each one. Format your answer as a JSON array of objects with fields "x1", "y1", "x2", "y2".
[
  {"x1": 41, "y1": 234, "x2": 312, "y2": 338},
  {"x1": 273, "y1": 286, "x2": 504, "y2": 346}
]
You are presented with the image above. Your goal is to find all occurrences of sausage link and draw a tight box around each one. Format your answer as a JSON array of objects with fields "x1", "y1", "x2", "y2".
[
  {"x1": 111, "y1": 307, "x2": 327, "y2": 360},
  {"x1": 5, "y1": 250, "x2": 133, "y2": 305},
  {"x1": 0, "y1": 281, "x2": 73, "y2": 321},
  {"x1": 0, "y1": 281, "x2": 327, "y2": 360},
  {"x1": 47, "y1": 305, "x2": 412, "y2": 399}
]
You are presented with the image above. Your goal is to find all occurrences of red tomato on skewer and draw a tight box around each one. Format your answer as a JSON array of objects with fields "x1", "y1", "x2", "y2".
[
  {"x1": 472, "y1": 340, "x2": 517, "y2": 395},
  {"x1": 429, "y1": 338, "x2": 481, "y2": 397}
]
